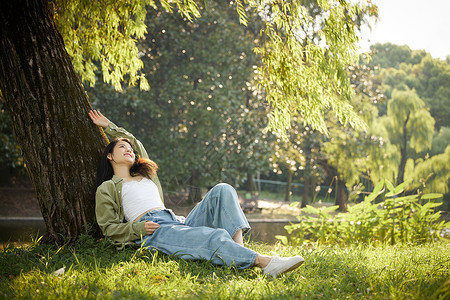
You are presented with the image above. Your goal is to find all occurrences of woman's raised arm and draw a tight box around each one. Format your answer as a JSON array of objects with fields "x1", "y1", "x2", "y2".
[
  {"x1": 89, "y1": 109, "x2": 164, "y2": 202},
  {"x1": 89, "y1": 110, "x2": 149, "y2": 160}
]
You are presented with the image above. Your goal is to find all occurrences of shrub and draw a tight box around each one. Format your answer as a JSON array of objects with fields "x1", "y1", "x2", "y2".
[{"x1": 278, "y1": 180, "x2": 450, "y2": 246}]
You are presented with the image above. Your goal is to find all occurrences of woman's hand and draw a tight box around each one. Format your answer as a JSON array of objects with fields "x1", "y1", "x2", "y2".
[
  {"x1": 89, "y1": 109, "x2": 111, "y2": 128},
  {"x1": 144, "y1": 221, "x2": 160, "y2": 235}
]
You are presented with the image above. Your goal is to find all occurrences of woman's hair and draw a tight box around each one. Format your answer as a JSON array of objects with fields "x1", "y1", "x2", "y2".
[{"x1": 95, "y1": 138, "x2": 158, "y2": 188}]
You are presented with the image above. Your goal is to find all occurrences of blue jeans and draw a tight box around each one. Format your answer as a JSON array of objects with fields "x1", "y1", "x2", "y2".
[{"x1": 137, "y1": 183, "x2": 257, "y2": 269}]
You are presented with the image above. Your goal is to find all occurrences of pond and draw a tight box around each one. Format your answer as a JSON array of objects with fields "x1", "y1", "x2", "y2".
[
  {"x1": 0, "y1": 217, "x2": 47, "y2": 244},
  {"x1": 0, "y1": 217, "x2": 297, "y2": 245}
]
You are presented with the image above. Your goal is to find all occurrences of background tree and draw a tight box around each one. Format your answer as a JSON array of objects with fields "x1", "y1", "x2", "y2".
[
  {"x1": 370, "y1": 43, "x2": 450, "y2": 130},
  {"x1": 263, "y1": 0, "x2": 377, "y2": 208},
  {"x1": 0, "y1": 100, "x2": 25, "y2": 185},
  {"x1": 430, "y1": 127, "x2": 450, "y2": 156},
  {"x1": 406, "y1": 146, "x2": 450, "y2": 196},
  {"x1": 380, "y1": 89, "x2": 435, "y2": 184},
  {"x1": 368, "y1": 43, "x2": 426, "y2": 69},
  {"x1": 270, "y1": 119, "x2": 325, "y2": 205},
  {"x1": 414, "y1": 55, "x2": 450, "y2": 130},
  {"x1": 321, "y1": 60, "x2": 388, "y2": 210},
  {"x1": 367, "y1": 43, "x2": 449, "y2": 208}
]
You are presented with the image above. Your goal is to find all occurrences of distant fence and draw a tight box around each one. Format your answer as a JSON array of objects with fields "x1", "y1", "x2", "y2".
[{"x1": 253, "y1": 179, "x2": 336, "y2": 202}]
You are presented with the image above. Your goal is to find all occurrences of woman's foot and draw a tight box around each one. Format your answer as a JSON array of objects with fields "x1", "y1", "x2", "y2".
[
  {"x1": 258, "y1": 255, "x2": 305, "y2": 277},
  {"x1": 254, "y1": 254, "x2": 271, "y2": 268}
]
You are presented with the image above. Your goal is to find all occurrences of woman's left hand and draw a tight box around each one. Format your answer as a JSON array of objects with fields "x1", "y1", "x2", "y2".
[
  {"x1": 144, "y1": 221, "x2": 160, "y2": 235},
  {"x1": 89, "y1": 109, "x2": 111, "y2": 128}
]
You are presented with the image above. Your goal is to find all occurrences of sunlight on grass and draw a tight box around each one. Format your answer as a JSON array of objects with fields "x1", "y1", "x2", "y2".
[{"x1": 1, "y1": 235, "x2": 449, "y2": 299}]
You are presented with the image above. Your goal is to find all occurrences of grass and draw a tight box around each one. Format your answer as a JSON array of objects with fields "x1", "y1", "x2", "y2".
[{"x1": 1, "y1": 235, "x2": 449, "y2": 299}]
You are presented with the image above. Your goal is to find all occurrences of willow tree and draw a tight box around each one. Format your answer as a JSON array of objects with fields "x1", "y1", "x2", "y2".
[
  {"x1": 321, "y1": 61, "x2": 390, "y2": 211},
  {"x1": 381, "y1": 89, "x2": 435, "y2": 184},
  {"x1": 406, "y1": 146, "x2": 450, "y2": 195},
  {"x1": 0, "y1": 0, "x2": 376, "y2": 243},
  {"x1": 248, "y1": 0, "x2": 377, "y2": 135},
  {"x1": 256, "y1": 0, "x2": 377, "y2": 208}
]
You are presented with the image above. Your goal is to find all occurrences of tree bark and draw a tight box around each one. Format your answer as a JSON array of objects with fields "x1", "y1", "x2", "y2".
[
  {"x1": 335, "y1": 177, "x2": 348, "y2": 211},
  {"x1": 301, "y1": 175, "x2": 310, "y2": 208},
  {"x1": 187, "y1": 170, "x2": 202, "y2": 204},
  {"x1": 397, "y1": 114, "x2": 410, "y2": 184},
  {"x1": 246, "y1": 172, "x2": 255, "y2": 192},
  {"x1": 0, "y1": 0, "x2": 105, "y2": 244}
]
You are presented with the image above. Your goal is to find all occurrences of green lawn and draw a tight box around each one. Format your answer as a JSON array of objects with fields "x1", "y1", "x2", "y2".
[{"x1": 1, "y1": 236, "x2": 449, "y2": 299}]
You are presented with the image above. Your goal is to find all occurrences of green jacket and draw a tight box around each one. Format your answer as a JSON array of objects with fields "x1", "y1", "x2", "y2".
[{"x1": 95, "y1": 122, "x2": 164, "y2": 244}]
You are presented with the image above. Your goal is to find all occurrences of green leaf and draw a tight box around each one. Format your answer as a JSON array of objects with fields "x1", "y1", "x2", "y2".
[
  {"x1": 302, "y1": 205, "x2": 320, "y2": 215},
  {"x1": 235, "y1": 0, "x2": 248, "y2": 26},
  {"x1": 321, "y1": 212, "x2": 333, "y2": 219},
  {"x1": 323, "y1": 205, "x2": 339, "y2": 213},
  {"x1": 422, "y1": 202, "x2": 442, "y2": 210},
  {"x1": 366, "y1": 180, "x2": 385, "y2": 202},
  {"x1": 421, "y1": 193, "x2": 443, "y2": 200},
  {"x1": 275, "y1": 235, "x2": 288, "y2": 245},
  {"x1": 385, "y1": 180, "x2": 395, "y2": 192},
  {"x1": 394, "y1": 195, "x2": 417, "y2": 202},
  {"x1": 373, "y1": 180, "x2": 385, "y2": 194},
  {"x1": 393, "y1": 181, "x2": 408, "y2": 194},
  {"x1": 290, "y1": 201, "x2": 300, "y2": 208}
]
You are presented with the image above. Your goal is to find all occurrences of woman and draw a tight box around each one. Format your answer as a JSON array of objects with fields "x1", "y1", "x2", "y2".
[{"x1": 89, "y1": 109, "x2": 304, "y2": 277}]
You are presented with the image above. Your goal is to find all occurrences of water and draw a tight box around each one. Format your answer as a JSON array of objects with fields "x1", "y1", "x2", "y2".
[
  {"x1": 0, "y1": 217, "x2": 295, "y2": 244},
  {"x1": 248, "y1": 219, "x2": 297, "y2": 244},
  {"x1": 0, "y1": 217, "x2": 47, "y2": 243}
]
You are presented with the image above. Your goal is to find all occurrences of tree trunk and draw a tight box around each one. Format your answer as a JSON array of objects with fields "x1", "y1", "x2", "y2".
[
  {"x1": 187, "y1": 170, "x2": 202, "y2": 204},
  {"x1": 301, "y1": 175, "x2": 310, "y2": 208},
  {"x1": 0, "y1": 0, "x2": 105, "y2": 244},
  {"x1": 335, "y1": 177, "x2": 348, "y2": 211},
  {"x1": 397, "y1": 115, "x2": 409, "y2": 184},
  {"x1": 246, "y1": 172, "x2": 255, "y2": 192},
  {"x1": 301, "y1": 135, "x2": 314, "y2": 207},
  {"x1": 284, "y1": 170, "x2": 292, "y2": 202}
]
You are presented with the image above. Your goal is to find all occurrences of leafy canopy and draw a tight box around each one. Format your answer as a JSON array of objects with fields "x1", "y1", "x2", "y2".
[
  {"x1": 53, "y1": 0, "x2": 201, "y2": 91},
  {"x1": 382, "y1": 89, "x2": 435, "y2": 153},
  {"x1": 251, "y1": 0, "x2": 376, "y2": 134},
  {"x1": 53, "y1": 0, "x2": 377, "y2": 134}
]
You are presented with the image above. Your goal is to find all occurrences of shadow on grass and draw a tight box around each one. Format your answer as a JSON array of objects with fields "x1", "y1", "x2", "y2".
[
  {"x1": 0, "y1": 234, "x2": 258, "y2": 280},
  {"x1": 1, "y1": 235, "x2": 448, "y2": 299}
]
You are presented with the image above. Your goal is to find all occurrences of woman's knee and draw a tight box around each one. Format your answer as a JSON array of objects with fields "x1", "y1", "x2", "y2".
[
  {"x1": 213, "y1": 183, "x2": 235, "y2": 195},
  {"x1": 199, "y1": 183, "x2": 239, "y2": 212},
  {"x1": 212, "y1": 183, "x2": 239, "y2": 203}
]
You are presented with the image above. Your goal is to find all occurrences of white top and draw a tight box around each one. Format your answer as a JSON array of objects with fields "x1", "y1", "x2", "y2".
[{"x1": 121, "y1": 177, "x2": 165, "y2": 222}]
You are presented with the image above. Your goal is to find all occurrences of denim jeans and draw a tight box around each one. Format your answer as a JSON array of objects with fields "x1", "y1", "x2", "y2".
[{"x1": 137, "y1": 183, "x2": 257, "y2": 269}]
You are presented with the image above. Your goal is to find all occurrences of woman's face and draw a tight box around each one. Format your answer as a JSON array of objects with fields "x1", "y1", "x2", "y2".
[{"x1": 107, "y1": 140, "x2": 135, "y2": 166}]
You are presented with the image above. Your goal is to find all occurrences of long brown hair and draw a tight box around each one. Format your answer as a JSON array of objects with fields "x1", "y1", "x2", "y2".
[
  {"x1": 95, "y1": 138, "x2": 158, "y2": 188},
  {"x1": 130, "y1": 156, "x2": 158, "y2": 178}
]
